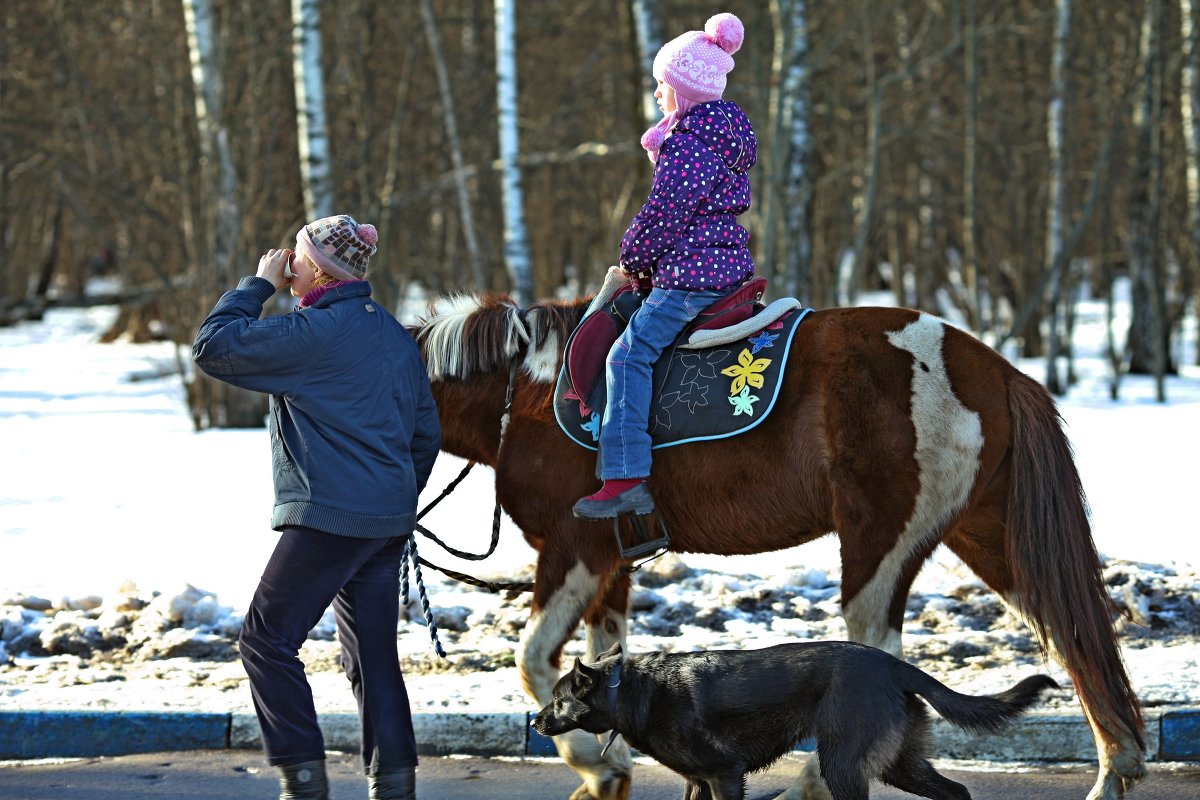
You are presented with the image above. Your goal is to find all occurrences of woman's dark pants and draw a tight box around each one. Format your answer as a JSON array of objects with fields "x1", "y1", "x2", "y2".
[{"x1": 239, "y1": 525, "x2": 417, "y2": 774}]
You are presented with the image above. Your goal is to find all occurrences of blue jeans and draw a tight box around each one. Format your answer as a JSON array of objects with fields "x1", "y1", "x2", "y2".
[
  {"x1": 240, "y1": 526, "x2": 417, "y2": 774},
  {"x1": 599, "y1": 287, "x2": 725, "y2": 479}
]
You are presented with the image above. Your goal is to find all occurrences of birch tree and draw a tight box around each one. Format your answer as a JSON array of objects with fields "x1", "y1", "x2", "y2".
[
  {"x1": 630, "y1": 0, "x2": 663, "y2": 129},
  {"x1": 182, "y1": 0, "x2": 239, "y2": 286},
  {"x1": 182, "y1": 0, "x2": 262, "y2": 429},
  {"x1": 494, "y1": 0, "x2": 533, "y2": 305},
  {"x1": 1043, "y1": 0, "x2": 1069, "y2": 395},
  {"x1": 766, "y1": 0, "x2": 813, "y2": 301},
  {"x1": 292, "y1": 0, "x2": 333, "y2": 220}
]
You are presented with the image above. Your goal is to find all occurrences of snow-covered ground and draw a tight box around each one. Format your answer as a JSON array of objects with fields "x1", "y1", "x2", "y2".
[{"x1": 1, "y1": 285, "x2": 1197, "y2": 718}]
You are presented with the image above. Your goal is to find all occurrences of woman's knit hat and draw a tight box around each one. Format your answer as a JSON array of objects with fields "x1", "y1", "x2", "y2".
[
  {"x1": 294, "y1": 214, "x2": 378, "y2": 281},
  {"x1": 641, "y1": 13, "x2": 744, "y2": 161}
]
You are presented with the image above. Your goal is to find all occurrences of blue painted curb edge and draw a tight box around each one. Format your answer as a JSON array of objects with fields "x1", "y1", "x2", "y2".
[
  {"x1": 0, "y1": 711, "x2": 229, "y2": 759},
  {"x1": 1161, "y1": 710, "x2": 1200, "y2": 761}
]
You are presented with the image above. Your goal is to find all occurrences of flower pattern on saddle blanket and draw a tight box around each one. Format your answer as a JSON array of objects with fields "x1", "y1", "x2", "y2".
[{"x1": 553, "y1": 308, "x2": 812, "y2": 452}]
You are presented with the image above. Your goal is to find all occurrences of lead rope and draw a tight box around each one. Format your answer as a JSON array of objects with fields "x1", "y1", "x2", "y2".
[
  {"x1": 405, "y1": 351, "x2": 525, "y2": 658},
  {"x1": 399, "y1": 534, "x2": 446, "y2": 659}
]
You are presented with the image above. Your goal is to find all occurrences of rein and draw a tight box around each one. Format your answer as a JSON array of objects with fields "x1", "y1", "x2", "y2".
[{"x1": 405, "y1": 308, "x2": 653, "y2": 657}]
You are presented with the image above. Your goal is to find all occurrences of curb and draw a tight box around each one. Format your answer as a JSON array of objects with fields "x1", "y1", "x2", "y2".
[{"x1": 2, "y1": 708, "x2": 1198, "y2": 763}]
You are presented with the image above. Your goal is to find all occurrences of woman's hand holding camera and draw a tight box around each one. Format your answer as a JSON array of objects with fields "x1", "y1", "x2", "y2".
[{"x1": 256, "y1": 248, "x2": 294, "y2": 290}]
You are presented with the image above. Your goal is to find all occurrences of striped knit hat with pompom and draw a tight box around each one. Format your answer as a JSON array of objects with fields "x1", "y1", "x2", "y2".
[{"x1": 295, "y1": 214, "x2": 378, "y2": 281}]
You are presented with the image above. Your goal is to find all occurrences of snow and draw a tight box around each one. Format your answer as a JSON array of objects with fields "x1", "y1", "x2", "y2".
[{"x1": 0, "y1": 285, "x2": 1197, "y2": 718}]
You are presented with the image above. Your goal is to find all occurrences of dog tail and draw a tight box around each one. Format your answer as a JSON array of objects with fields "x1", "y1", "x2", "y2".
[{"x1": 901, "y1": 664, "x2": 1059, "y2": 735}]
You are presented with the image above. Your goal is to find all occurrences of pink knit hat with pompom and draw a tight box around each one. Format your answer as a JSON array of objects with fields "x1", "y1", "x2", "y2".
[
  {"x1": 642, "y1": 13, "x2": 744, "y2": 162},
  {"x1": 294, "y1": 214, "x2": 378, "y2": 281},
  {"x1": 653, "y1": 13, "x2": 744, "y2": 103}
]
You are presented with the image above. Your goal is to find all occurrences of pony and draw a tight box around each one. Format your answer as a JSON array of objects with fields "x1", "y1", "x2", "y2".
[{"x1": 409, "y1": 292, "x2": 1145, "y2": 800}]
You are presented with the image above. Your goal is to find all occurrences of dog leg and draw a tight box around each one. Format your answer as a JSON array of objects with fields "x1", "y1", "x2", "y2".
[{"x1": 520, "y1": 561, "x2": 630, "y2": 800}]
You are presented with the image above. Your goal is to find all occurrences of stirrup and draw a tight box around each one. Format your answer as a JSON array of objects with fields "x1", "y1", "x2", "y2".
[{"x1": 612, "y1": 511, "x2": 670, "y2": 560}]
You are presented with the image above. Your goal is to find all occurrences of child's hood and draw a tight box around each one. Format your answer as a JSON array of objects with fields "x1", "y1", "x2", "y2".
[{"x1": 676, "y1": 100, "x2": 758, "y2": 175}]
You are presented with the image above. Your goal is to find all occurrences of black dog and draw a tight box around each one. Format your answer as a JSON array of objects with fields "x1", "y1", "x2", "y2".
[{"x1": 532, "y1": 641, "x2": 1058, "y2": 800}]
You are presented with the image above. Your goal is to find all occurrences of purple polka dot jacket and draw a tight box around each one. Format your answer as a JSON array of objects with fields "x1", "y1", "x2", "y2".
[{"x1": 619, "y1": 100, "x2": 758, "y2": 291}]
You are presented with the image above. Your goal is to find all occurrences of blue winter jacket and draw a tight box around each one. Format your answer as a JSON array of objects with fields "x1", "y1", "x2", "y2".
[
  {"x1": 619, "y1": 100, "x2": 758, "y2": 291},
  {"x1": 192, "y1": 277, "x2": 440, "y2": 539}
]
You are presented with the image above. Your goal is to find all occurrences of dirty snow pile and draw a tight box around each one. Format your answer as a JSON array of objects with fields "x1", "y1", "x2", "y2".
[{"x1": 2, "y1": 553, "x2": 1198, "y2": 715}]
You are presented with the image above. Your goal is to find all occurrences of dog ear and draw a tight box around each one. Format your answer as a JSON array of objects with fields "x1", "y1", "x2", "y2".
[
  {"x1": 599, "y1": 642, "x2": 623, "y2": 661},
  {"x1": 570, "y1": 657, "x2": 597, "y2": 692}
]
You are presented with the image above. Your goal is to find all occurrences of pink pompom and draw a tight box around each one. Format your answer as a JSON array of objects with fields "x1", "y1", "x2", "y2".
[
  {"x1": 641, "y1": 125, "x2": 665, "y2": 152},
  {"x1": 356, "y1": 223, "x2": 378, "y2": 247},
  {"x1": 705, "y1": 13, "x2": 744, "y2": 54}
]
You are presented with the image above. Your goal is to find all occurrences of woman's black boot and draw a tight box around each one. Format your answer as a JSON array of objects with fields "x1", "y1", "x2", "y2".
[
  {"x1": 368, "y1": 767, "x2": 416, "y2": 800},
  {"x1": 279, "y1": 759, "x2": 330, "y2": 800}
]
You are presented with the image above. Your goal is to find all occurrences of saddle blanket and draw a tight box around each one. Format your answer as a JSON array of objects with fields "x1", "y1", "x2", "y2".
[{"x1": 553, "y1": 306, "x2": 812, "y2": 451}]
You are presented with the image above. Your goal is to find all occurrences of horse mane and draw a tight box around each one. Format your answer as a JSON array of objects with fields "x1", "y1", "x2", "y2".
[{"x1": 413, "y1": 292, "x2": 590, "y2": 384}]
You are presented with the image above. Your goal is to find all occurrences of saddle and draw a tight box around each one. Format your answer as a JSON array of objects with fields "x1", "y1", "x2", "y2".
[
  {"x1": 565, "y1": 276, "x2": 768, "y2": 408},
  {"x1": 554, "y1": 274, "x2": 811, "y2": 452}
]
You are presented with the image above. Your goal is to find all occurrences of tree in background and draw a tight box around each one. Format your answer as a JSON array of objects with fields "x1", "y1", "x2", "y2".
[
  {"x1": 2, "y1": 0, "x2": 1197, "y2": 423},
  {"x1": 292, "y1": 0, "x2": 334, "y2": 221}
]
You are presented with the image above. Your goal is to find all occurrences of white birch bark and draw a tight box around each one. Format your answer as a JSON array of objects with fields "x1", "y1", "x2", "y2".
[
  {"x1": 630, "y1": 0, "x2": 664, "y2": 128},
  {"x1": 182, "y1": 0, "x2": 239, "y2": 283},
  {"x1": 778, "y1": 0, "x2": 813, "y2": 300},
  {"x1": 291, "y1": 0, "x2": 333, "y2": 220},
  {"x1": 1044, "y1": 0, "x2": 1069, "y2": 393},
  {"x1": 421, "y1": 0, "x2": 484, "y2": 288},
  {"x1": 494, "y1": 0, "x2": 533, "y2": 305}
]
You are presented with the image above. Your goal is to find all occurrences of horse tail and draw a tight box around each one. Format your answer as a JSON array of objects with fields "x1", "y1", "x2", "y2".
[
  {"x1": 1005, "y1": 374, "x2": 1145, "y2": 750},
  {"x1": 898, "y1": 662, "x2": 1059, "y2": 734}
]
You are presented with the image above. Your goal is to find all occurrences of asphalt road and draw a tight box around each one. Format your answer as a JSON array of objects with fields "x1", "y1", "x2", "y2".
[{"x1": 2, "y1": 750, "x2": 1198, "y2": 800}]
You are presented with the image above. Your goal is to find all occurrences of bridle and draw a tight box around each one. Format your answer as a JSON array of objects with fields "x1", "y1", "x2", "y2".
[{"x1": 405, "y1": 306, "x2": 656, "y2": 657}]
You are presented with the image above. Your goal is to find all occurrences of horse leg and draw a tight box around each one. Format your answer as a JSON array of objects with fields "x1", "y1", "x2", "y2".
[
  {"x1": 581, "y1": 574, "x2": 634, "y2": 782},
  {"x1": 518, "y1": 559, "x2": 630, "y2": 800},
  {"x1": 777, "y1": 505, "x2": 945, "y2": 800},
  {"x1": 945, "y1": 499, "x2": 1146, "y2": 800}
]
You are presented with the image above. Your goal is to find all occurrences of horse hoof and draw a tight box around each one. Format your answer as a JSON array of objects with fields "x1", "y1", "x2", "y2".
[{"x1": 567, "y1": 769, "x2": 631, "y2": 800}]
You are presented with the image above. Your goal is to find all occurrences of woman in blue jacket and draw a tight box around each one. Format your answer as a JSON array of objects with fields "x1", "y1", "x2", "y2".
[{"x1": 193, "y1": 214, "x2": 440, "y2": 800}]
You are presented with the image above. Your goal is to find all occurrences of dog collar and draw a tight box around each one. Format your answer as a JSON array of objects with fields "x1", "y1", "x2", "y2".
[{"x1": 600, "y1": 660, "x2": 623, "y2": 757}]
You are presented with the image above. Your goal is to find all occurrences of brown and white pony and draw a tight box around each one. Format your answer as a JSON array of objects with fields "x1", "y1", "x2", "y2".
[{"x1": 410, "y1": 292, "x2": 1145, "y2": 800}]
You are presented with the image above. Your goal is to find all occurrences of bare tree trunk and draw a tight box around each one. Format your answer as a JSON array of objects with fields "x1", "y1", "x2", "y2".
[
  {"x1": 420, "y1": 0, "x2": 484, "y2": 289},
  {"x1": 962, "y1": 0, "x2": 981, "y2": 331},
  {"x1": 494, "y1": 0, "x2": 533, "y2": 305},
  {"x1": 1126, "y1": 0, "x2": 1169, "y2": 398},
  {"x1": 1044, "y1": 0, "x2": 1069, "y2": 395},
  {"x1": 844, "y1": 3, "x2": 877, "y2": 306},
  {"x1": 292, "y1": 0, "x2": 333, "y2": 220},
  {"x1": 1182, "y1": 0, "x2": 1200, "y2": 366},
  {"x1": 629, "y1": 0, "x2": 663, "y2": 129}
]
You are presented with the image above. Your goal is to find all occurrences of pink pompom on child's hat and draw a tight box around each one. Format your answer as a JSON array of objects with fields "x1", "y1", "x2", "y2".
[{"x1": 294, "y1": 214, "x2": 378, "y2": 281}]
